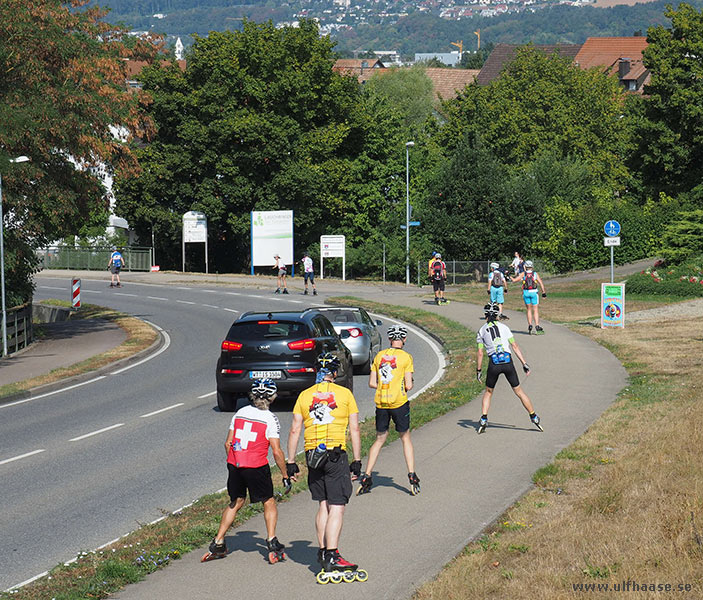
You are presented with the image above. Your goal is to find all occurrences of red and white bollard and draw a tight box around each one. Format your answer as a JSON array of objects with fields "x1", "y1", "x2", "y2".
[{"x1": 71, "y1": 278, "x2": 81, "y2": 309}]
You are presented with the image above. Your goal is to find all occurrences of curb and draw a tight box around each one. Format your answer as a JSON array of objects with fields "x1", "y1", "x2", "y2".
[{"x1": 0, "y1": 321, "x2": 165, "y2": 406}]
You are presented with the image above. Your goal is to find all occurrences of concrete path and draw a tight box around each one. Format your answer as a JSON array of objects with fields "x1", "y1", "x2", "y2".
[{"x1": 113, "y1": 292, "x2": 627, "y2": 599}]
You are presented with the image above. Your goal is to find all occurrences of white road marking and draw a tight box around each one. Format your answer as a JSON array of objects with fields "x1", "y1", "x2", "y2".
[
  {"x1": 82, "y1": 290, "x2": 102, "y2": 294},
  {"x1": 226, "y1": 292, "x2": 242, "y2": 296},
  {"x1": 140, "y1": 403, "x2": 184, "y2": 418},
  {"x1": 202, "y1": 304, "x2": 219, "y2": 309},
  {"x1": 0, "y1": 377, "x2": 107, "y2": 409},
  {"x1": 198, "y1": 391, "x2": 216, "y2": 399},
  {"x1": 176, "y1": 287, "x2": 190, "y2": 290},
  {"x1": 147, "y1": 296, "x2": 168, "y2": 301},
  {"x1": 202, "y1": 289, "x2": 217, "y2": 293},
  {"x1": 69, "y1": 423, "x2": 124, "y2": 442},
  {"x1": 223, "y1": 308, "x2": 239, "y2": 313},
  {"x1": 111, "y1": 321, "x2": 170, "y2": 375},
  {"x1": 0, "y1": 449, "x2": 46, "y2": 466},
  {"x1": 39, "y1": 285, "x2": 65, "y2": 290},
  {"x1": 6, "y1": 570, "x2": 50, "y2": 591},
  {"x1": 115, "y1": 292, "x2": 137, "y2": 297},
  {"x1": 287, "y1": 300, "x2": 304, "y2": 304},
  {"x1": 177, "y1": 300, "x2": 196, "y2": 305}
]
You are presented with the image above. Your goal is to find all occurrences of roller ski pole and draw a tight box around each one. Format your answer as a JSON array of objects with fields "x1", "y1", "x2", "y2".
[
  {"x1": 316, "y1": 549, "x2": 368, "y2": 584},
  {"x1": 356, "y1": 473, "x2": 373, "y2": 495},
  {"x1": 266, "y1": 536, "x2": 286, "y2": 564},
  {"x1": 201, "y1": 539, "x2": 227, "y2": 562},
  {"x1": 530, "y1": 413, "x2": 544, "y2": 432},
  {"x1": 408, "y1": 472, "x2": 421, "y2": 495}
]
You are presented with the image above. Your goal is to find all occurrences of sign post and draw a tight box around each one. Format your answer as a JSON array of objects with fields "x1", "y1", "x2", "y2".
[
  {"x1": 182, "y1": 211, "x2": 208, "y2": 273},
  {"x1": 604, "y1": 220, "x2": 621, "y2": 283},
  {"x1": 71, "y1": 279, "x2": 81, "y2": 309},
  {"x1": 601, "y1": 283, "x2": 625, "y2": 328},
  {"x1": 320, "y1": 235, "x2": 346, "y2": 280}
]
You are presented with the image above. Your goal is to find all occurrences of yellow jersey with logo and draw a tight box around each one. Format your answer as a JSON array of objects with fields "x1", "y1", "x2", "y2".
[
  {"x1": 372, "y1": 347, "x2": 414, "y2": 409},
  {"x1": 293, "y1": 381, "x2": 359, "y2": 451}
]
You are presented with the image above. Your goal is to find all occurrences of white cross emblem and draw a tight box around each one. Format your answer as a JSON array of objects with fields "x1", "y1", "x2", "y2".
[{"x1": 234, "y1": 421, "x2": 259, "y2": 449}]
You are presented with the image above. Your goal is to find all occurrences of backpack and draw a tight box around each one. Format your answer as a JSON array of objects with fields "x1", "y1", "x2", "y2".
[
  {"x1": 524, "y1": 271, "x2": 536, "y2": 290},
  {"x1": 113, "y1": 253, "x2": 122, "y2": 267},
  {"x1": 432, "y1": 260, "x2": 443, "y2": 280},
  {"x1": 491, "y1": 270, "x2": 504, "y2": 288}
]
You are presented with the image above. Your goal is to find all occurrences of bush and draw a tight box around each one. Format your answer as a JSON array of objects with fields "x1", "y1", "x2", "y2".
[
  {"x1": 625, "y1": 258, "x2": 703, "y2": 297},
  {"x1": 660, "y1": 209, "x2": 703, "y2": 264}
]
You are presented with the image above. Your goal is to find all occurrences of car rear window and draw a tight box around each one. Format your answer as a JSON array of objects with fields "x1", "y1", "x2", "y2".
[
  {"x1": 228, "y1": 321, "x2": 310, "y2": 340},
  {"x1": 321, "y1": 310, "x2": 362, "y2": 323}
]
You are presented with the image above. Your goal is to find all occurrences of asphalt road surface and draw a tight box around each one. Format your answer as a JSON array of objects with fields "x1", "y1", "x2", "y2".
[{"x1": 0, "y1": 276, "x2": 442, "y2": 591}]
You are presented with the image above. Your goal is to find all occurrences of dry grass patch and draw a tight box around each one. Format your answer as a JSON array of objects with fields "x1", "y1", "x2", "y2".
[{"x1": 415, "y1": 311, "x2": 703, "y2": 599}]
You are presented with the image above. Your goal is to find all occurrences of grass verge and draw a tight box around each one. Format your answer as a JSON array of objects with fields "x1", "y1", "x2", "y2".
[
  {"x1": 2, "y1": 297, "x2": 481, "y2": 600},
  {"x1": 0, "y1": 301, "x2": 158, "y2": 400},
  {"x1": 414, "y1": 305, "x2": 703, "y2": 597}
]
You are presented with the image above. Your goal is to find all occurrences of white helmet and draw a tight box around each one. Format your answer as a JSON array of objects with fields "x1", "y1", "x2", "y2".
[
  {"x1": 490, "y1": 262, "x2": 499, "y2": 270},
  {"x1": 524, "y1": 260, "x2": 534, "y2": 269},
  {"x1": 387, "y1": 325, "x2": 408, "y2": 340}
]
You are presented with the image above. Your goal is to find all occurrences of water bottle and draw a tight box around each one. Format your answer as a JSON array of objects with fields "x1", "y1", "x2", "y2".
[{"x1": 308, "y1": 443, "x2": 328, "y2": 469}]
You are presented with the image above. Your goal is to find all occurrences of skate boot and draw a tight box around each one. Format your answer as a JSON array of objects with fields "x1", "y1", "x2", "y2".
[
  {"x1": 282, "y1": 288, "x2": 289, "y2": 294},
  {"x1": 316, "y1": 549, "x2": 368, "y2": 584},
  {"x1": 528, "y1": 324, "x2": 533, "y2": 335},
  {"x1": 441, "y1": 298, "x2": 449, "y2": 304},
  {"x1": 109, "y1": 283, "x2": 114, "y2": 288},
  {"x1": 116, "y1": 283, "x2": 122, "y2": 288},
  {"x1": 303, "y1": 289, "x2": 308, "y2": 295},
  {"x1": 356, "y1": 473, "x2": 373, "y2": 495},
  {"x1": 408, "y1": 472, "x2": 421, "y2": 496},
  {"x1": 313, "y1": 289, "x2": 317, "y2": 295},
  {"x1": 499, "y1": 313, "x2": 509, "y2": 320},
  {"x1": 201, "y1": 538, "x2": 227, "y2": 562},
  {"x1": 478, "y1": 415, "x2": 488, "y2": 434},
  {"x1": 535, "y1": 325, "x2": 544, "y2": 335},
  {"x1": 530, "y1": 413, "x2": 543, "y2": 432},
  {"x1": 435, "y1": 297, "x2": 440, "y2": 305},
  {"x1": 266, "y1": 536, "x2": 286, "y2": 564},
  {"x1": 317, "y1": 547, "x2": 326, "y2": 567},
  {"x1": 275, "y1": 288, "x2": 281, "y2": 294}
]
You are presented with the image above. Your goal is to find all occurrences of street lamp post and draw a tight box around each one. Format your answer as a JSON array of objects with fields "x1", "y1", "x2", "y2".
[
  {"x1": 405, "y1": 141, "x2": 414, "y2": 286},
  {"x1": 1, "y1": 156, "x2": 30, "y2": 357}
]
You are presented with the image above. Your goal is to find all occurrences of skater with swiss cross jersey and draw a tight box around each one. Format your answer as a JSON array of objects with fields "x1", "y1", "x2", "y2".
[
  {"x1": 359, "y1": 325, "x2": 420, "y2": 496},
  {"x1": 511, "y1": 260, "x2": 547, "y2": 334},
  {"x1": 285, "y1": 352, "x2": 367, "y2": 584},
  {"x1": 475, "y1": 303, "x2": 543, "y2": 435},
  {"x1": 202, "y1": 379, "x2": 290, "y2": 564}
]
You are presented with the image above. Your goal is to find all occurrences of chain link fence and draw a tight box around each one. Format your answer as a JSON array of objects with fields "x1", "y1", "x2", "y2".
[
  {"x1": 417, "y1": 260, "x2": 493, "y2": 285},
  {"x1": 36, "y1": 247, "x2": 152, "y2": 272}
]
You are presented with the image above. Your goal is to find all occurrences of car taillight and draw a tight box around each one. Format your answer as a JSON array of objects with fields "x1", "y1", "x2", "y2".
[
  {"x1": 221, "y1": 340, "x2": 243, "y2": 351},
  {"x1": 288, "y1": 367, "x2": 315, "y2": 374},
  {"x1": 347, "y1": 327, "x2": 363, "y2": 338},
  {"x1": 287, "y1": 338, "x2": 315, "y2": 351},
  {"x1": 222, "y1": 369, "x2": 244, "y2": 374}
]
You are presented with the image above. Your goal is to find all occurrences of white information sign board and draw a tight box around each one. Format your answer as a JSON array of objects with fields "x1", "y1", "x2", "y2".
[
  {"x1": 604, "y1": 236, "x2": 621, "y2": 247},
  {"x1": 182, "y1": 211, "x2": 208, "y2": 273},
  {"x1": 320, "y1": 235, "x2": 346, "y2": 281},
  {"x1": 251, "y1": 210, "x2": 294, "y2": 274}
]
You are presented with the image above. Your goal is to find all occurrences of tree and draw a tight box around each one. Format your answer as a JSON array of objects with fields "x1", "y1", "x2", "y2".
[
  {"x1": 629, "y1": 3, "x2": 703, "y2": 196},
  {"x1": 0, "y1": 0, "x2": 160, "y2": 304}
]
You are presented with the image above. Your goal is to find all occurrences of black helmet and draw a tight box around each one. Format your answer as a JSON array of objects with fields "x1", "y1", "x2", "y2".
[
  {"x1": 316, "y1": 352, "x2": 340, "y2": 373},
  {"x1": 250, "y1": 378, "x2": 278, "y2": 399},
  {"x1": 387, "y1": 325, "x2": 408, "y2": 341},
  {"x1": 484, "y1": 302, "x2": 500, "y2": 321}
]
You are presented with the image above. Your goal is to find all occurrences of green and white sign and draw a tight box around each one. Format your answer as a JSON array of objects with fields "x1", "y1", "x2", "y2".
[
  {"x1": 251, "y1": 210, "x2": 294, "y2": 272},
  {"x1": 601, "y1": 283, "x2": 625, "y2": 329}
]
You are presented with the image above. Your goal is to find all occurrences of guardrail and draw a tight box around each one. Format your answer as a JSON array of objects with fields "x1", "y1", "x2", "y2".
[
  {"x1": 1, "y1": 302, "x2": 32, "y2": 357},
  {"x1": 36, "y1": 247, "x2": 152, "y2": 272}
]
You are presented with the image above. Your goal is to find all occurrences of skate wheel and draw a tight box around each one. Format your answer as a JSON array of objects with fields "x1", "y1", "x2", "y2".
[
  {"x1": 343, "y1": 571, "x2": 356, "y2": 583},
  {"x1": 316, "y1": 571, "x2": 330, "y2": 585},
  {"x1": 411, "y1": 485, "x2": 420, "y2": 496},
  {"x1": 355, "y1": 569, "x2": 369, "y2": 582},
  {"x1": 200, "y1": 552, "x2": 211, "y2": 563},
  {"x1": 268, "y1": 551, "x2": 277, "y2": 564},
  {"x1": 330, "y1": 571, "x2": 343, "y2": 584}
]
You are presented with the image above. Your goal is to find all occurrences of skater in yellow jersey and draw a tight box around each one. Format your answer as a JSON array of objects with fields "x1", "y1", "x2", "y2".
[{"x1": 359, "y1": 325, "x2": 420, "y2": 496}]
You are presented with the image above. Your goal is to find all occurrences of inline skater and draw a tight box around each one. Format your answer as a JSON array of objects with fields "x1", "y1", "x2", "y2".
[
  {"x1": 273, "y1": 254, "x2": 288, "y2": 294},
  {"x1": 476, "y1": 302, "x2": 543, "y2": 434},
  {"x1": 108, "y1": 247, "x2": 123, "y2": 287},
  {"x1": 487, "y1": 262, "x2": 508, "y2": 320},
  {"x1": 511, "y1": 251, "x2": 524, "y2": 277},
  {"x1": 286, "y1": 353, "x2": 366, "y2": 584},
  {"x1": 202, "y1": 379, "x2": 290, "y2": 564},
  {"x1": 360, "y1": 325, "x2": 419, "y2": 496},
  {"x1": 301, "y1": 252, "x2": 317, "y2": 295},
  {"x1": 429, "y1": 253, "x2": 448, "y2": 305},
  {"x1": 511, "y1": 260, "x2": 547, "y2": 334}
]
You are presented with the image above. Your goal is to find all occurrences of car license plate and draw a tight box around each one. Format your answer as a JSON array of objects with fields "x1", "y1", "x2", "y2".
[{"x1": 249, "y1": 370, "x2": 282, "y2": 379}]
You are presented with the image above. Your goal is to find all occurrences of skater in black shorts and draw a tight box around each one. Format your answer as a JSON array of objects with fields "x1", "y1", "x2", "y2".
[{"x1": 475, "y1": 303, "x2": 543, "y2": 434}]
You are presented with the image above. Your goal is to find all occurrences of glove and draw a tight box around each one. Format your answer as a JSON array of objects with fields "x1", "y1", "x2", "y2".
[
  {"x1": 523, "y1": 363, "x2": 531, "y2": 374},
  {"x1": 286, "y1": 462, "x2": 299, "y2": 478},
  {"x1": 282, "y1": 477, "x2": 292, "y2": 494},
  {"x1": 476, "y1": 368, "x2": 482, "y2": 383},
  {"x1": 487, "y1": 290, "x2": 491, "y2": 296},
  {"x1": 349, "y1": 460, "x2": 362, "y2": 478},
  {"x1": 542, "y1": 293, "x2": 547, "y2": 298}
]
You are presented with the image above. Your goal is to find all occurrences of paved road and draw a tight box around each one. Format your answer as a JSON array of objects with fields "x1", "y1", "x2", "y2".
[
  {"x1": 1, "y1": 276, "x2": 441, "y2": 591},
  {"x1": 112, "y1": 286, "x2": 627, "y2": 600}
]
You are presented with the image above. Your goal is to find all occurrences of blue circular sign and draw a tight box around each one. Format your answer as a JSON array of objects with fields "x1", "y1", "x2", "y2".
[{"x1": 604, "y1": 220, "x2": 621, "y2": 237}]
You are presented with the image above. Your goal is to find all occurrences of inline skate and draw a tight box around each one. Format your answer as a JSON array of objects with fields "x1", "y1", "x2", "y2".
[
  {"x1": 267, "y1": 536, "x2": 286, "y2": 564},
  {"x1": 316, "y1": 549, "x2": 368, "y2": 584},
  {"x1": 201, "y1": 538, "x2": 228, "y2": 562}
]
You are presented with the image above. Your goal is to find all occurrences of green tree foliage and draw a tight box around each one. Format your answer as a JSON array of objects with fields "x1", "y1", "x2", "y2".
[
  {"x1": 629, "y1": 3, "x2": 703, "y2": 196},
  {"x1": 660, "y1": 209, "x2": 703, "y2": 264},
  {"x1": 0, "y1": 0, "x2": 159, "y2": 304},
  {"x1": 115, "y1": 20, "x2": 405, "y2": 273}
]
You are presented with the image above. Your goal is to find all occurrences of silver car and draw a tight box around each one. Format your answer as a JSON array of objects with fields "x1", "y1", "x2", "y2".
[{"x1": 316, "y1": 307, "x2": 383, "y2": 374}]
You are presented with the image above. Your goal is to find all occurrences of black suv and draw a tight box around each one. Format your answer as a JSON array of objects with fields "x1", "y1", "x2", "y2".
[{"x1": 215, "y1": 309, "x2": 354, "y2": 411}]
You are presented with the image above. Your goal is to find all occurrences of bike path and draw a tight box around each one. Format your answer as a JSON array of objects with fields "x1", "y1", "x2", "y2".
[{"x1": 113, "y1": 294, "x2": 627, "y2": 600}]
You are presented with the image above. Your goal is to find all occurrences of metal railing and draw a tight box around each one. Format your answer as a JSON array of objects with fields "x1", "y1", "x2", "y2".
[
  {"x1": 1, "y1": 302, "x2": 32, "y2": 357},
  {"x1": 418, "y1": 260, "x2": 493, "y2": 285},
  {"x1": 36, "y1": 247, "x2": 152, "y2": 271}
]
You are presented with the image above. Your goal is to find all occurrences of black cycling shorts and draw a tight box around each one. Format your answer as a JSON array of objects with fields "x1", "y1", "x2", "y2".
[
  {"x1": 376, "y1": 401, "x2": 411, "y2": 433},
  {"x1": 308, "y1": 449, "x2": 352, "y2": 506},
  {"x1": 227, "y1": 463, "x2": 274, "y2": 504},
  {"x1": 432, "y1": 279, "x2": 445, "y2": 292},
  {"x1": 485, "y1": 361, "x2": 520, "y2": 389}
]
